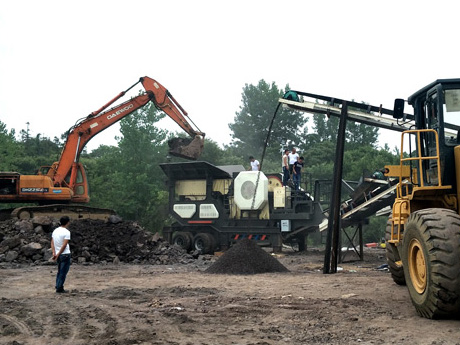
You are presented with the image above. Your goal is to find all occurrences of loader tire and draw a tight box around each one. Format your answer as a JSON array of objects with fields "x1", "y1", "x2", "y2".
[
  {"x1": 193, "y1": 233, "x2": 215, "y2": 254},
  {"x1": 172, "y1": 232, "x2": 193, "y2": 251},
  {"x1": 401, "y1": 208, "x2": 460, "y2": 319},
  {"x1": 385, "y1": 217, "x2": 405, "y2": 285}
]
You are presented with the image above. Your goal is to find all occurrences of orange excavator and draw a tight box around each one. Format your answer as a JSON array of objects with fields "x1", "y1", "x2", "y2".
[{"x1": 0, "y1": 76, "x2": 205, "y2": 220}]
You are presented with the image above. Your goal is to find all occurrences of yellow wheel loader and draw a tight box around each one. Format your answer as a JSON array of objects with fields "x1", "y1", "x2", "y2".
[{"x1": 387, "y1": 79, "x2": 460, "y2": 319}]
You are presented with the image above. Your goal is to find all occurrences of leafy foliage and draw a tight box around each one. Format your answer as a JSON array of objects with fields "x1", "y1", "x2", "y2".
[
  {"x1": 0, "y1": 121, "x2": 20, "y2": 171},
  {"x1": 86, "y1": 102, "x2": 170, "y2": 231},
  {"x1": 229, "y1": 80, "x2": 305, "y2": 166},
  {"x1": 363, "y1": 215, "x2": 388, "y2": 243},
  {"x1": 0, "y1": 121, "x2": 61, "y2": 173}
]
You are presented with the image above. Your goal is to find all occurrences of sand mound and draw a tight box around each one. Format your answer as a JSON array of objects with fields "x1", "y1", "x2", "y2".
[{"x1": 205, "y1": 238, "x2": 289, "y2": 275}]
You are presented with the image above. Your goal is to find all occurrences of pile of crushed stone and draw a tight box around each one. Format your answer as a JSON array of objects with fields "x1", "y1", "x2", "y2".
[
  {"x1": 205, "y1": 238, "x2": 289, "y2": 274},
  {"x1": 0, "y1": 216, "x2": 194, "y2": 266}
]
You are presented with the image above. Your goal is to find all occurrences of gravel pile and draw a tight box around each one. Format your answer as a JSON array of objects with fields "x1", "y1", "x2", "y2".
[
  {"x1": 205, "y1": 238, "x2": 289, "y2": 274},
  {"x1": 0, "y1": 216, "x2": 194, "y2": 266}
]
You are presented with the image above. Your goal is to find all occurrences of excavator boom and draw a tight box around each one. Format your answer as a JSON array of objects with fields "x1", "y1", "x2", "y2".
[{"x1": 52, "y1": 77, "x2": 205, "y2": 188}]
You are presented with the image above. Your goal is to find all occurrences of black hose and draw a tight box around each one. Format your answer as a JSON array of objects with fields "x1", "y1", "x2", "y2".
[{"x1": 259, "y1": 102, "x2": 282, "y2": 171}]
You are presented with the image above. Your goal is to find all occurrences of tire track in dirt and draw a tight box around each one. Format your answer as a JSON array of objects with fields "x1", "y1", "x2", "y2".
[
  {"x1": 84, "y1": 285, "x2": 221, "y2": 344},
  {"x1": 72, "y1": 288, "x2": 159, "y2": 343},
  {"x1": 0, "y1": 313, "x2": 33, "y2": 336},
  {"x1": 75, "y1": 305, "x2": 118, "y2": 342},
  {"x1": 49, "y1": 310, "x2": 79, "y2": 342},
  {"x1": 52, "y1": 294, "x2": 122, "y2": 343}
]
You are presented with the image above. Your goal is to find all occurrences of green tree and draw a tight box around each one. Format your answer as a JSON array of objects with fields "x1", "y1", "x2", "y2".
[
  {"x1": 229, "y1": 80, "x2": 306, "y2": 166},
  {"x1": 311, "y1": 113, "x2": 340, "y2": 143},
  {"x1": 115, "y1": 102, "x2": 170, "y2": 230},
  {"x1": 308, "y1": 107, "x2": 379, "y2": 149},
  {"x1": 83, "y1": 145, "x2": 121, "y2": 207},
  {"x1": 0, "y1": 122, "x2": 62, "y2": 174},
  {"x1": 342, "y1": 145, "x2": 399, "y2": 181},
  {"x1": 14, "y1": 132, "x2": 62, "y2": 174},
  {"x1": 304, "y1": 141, "x2": 336, "y2": 181},
  {"x1": 0, "y1": 121, "x2": 20, "y2": 171},
  {"x1": 346, "y1": 121, "x2": 379, "y2": 149},
  {"x1": 86, "y1": 102, "x2": 170, "y2": 231},
  {"x1": 194, "y1": 138, "x2": 242, "y2": 166},
  {"x1": 363, "y1": 215, "x2": 388, "y2": 243}
]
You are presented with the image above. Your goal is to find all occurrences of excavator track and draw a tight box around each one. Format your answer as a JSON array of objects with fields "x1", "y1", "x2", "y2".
[{"x1": 9, "y1": 204, "x2": 116, "y2": 220}]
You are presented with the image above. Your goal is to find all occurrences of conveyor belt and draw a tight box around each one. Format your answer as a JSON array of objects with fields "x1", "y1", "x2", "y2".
[
  {"x1": 340, "y1": 183, "x2": 397, "y2": 227},
  {"x1": 319, "y1": 179, "x2": 403, "y2": 231}
]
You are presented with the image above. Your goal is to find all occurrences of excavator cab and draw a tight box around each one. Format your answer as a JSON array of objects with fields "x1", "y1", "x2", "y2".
[{"x1": 168, "y1": 135, "x2": 204, "y2": 160}]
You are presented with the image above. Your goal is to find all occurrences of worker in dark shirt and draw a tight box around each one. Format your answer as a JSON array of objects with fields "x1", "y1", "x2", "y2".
[{"x1": 293, "y1": 156, "x2": 304, "y2": 190}]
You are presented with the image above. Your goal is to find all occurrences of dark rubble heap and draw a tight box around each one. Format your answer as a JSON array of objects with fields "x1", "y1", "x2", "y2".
[
  {"x1": 0, "y1": 216, "x2": 193, "y2": 266},
  {"x1": 205, "y1": 238, "x2": 289, "y2": 274}
]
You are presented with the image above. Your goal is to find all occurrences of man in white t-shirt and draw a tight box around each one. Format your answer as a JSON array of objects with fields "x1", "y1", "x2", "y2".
[
  {"x1": 248, "y1": 156, "x2": 260, "y2": 171},
  {"x1": 288, "y1": 148, "x2": 299, "y2": 175},
  {"x1": 282, "y1": 149, "x2": 290, "y2": 186},
  {"x1": 51, "y1": 216, "x2": 72, "y2": 293}
]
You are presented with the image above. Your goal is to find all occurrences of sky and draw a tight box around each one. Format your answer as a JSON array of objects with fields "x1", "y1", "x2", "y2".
[{"x1": 1, "y1": 0, "x2": 459, "y2": 153}]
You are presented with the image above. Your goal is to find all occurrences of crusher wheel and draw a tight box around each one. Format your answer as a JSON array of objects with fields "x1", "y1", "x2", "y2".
[
  {"x1": 193, "y1": 233, "x2": 216, "y2": 254},
  {"x1": 172, "y1": 231, "x2": 193, "y2": 251}
]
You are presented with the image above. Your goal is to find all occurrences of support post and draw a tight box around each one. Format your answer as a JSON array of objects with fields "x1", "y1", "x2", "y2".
[
  {"x1": 359, "y1": 222, "x2": 364, "y2": 260},
  {"x1": 323, "y1": 101, "x2": 348, "y2": 273}
]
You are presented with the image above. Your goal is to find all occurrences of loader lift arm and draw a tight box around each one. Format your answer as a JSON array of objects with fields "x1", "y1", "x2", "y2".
[{"x1": 50, "y1": 77, "x2": 205, "y2": 189}]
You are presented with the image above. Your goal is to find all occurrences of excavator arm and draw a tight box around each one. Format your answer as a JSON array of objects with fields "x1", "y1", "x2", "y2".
[{"x1": 51, "y1": 77, "x2": 205, "y2": 188}]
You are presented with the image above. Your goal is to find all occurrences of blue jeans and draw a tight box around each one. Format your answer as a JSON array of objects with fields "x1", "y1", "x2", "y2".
[
  {"x1": 293, "y1": 173, "x2": 301, "y2": 190},
  {"x1": 56, "y1": 254, "x2": 71, "y2": 291},
  {"x1": 282, "y1": 167, "x2": 290, "y2": 186}
]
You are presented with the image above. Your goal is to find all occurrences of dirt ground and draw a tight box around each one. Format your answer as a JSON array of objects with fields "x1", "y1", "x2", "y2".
[{"x1": 1, "y1": 247, "x2": 460, "y2": 345}]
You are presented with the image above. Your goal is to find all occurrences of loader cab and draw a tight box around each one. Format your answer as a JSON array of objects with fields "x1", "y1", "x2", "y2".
[{"x1": 406, "y1": 79, "x2": 460, "y2": 189}]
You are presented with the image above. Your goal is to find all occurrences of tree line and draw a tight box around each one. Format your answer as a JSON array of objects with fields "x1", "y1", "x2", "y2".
[{"x1": 0, "y1": 80, "x2": 400, "y2": 242}]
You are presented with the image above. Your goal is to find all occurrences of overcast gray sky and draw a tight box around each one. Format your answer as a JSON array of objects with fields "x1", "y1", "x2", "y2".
[{"x1": 0, "y1": 0, "x2": 458, "y2": 152}]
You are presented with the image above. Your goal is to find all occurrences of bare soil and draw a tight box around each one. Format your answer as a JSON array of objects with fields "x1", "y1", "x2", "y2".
[{"x1": 1, "y1": 248, "x2": 460, "y2": 345}]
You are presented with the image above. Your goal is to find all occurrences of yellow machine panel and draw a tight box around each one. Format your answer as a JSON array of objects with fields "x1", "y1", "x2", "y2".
[
  {"x1": 455, "y1": 146, "x2": 460, "y2": 207},
  {"x1": 175, "y1": 179, "x2": 232, "y2": 201},
  {"x1": 212, "y1": 179, "x2": 232, "y2": 195},
  {"x1": 175, "y1": 180, "x2": 206, "y2": 200},
  {"x1": 274, "y1": 186, "x2": 286, "y2": 208}
]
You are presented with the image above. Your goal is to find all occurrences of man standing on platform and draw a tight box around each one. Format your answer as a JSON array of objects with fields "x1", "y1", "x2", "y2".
[
  {"x1": 282, "y1": 149, "x2": 290, "y2": 186},
  {"x1": 293, "y1": 156, "x2": 305, "y2": 190},
  {"x1": 288, "y1": 148, "x2": 299, "y2": 175}
]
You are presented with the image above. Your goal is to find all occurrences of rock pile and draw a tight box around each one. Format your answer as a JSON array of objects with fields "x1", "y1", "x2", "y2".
[
  {"x1": 205, "y1": 238, "x2": 289, "y2": 274},
  {"x1": 0, "y1": 216, "x2": 193, "y2": 266}
]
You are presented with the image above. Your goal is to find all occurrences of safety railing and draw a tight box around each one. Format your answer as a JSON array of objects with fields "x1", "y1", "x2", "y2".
[
  {"x1": 397, "y1": 129, "x2": 443, "y2": 198},
  {"x1": 391, "y1": 129, "x2": 442, "y2": 243}
]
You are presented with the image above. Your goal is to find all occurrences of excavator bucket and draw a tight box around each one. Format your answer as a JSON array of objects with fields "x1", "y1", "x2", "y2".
[{"x1": 168, "y1": 136, "x2": 204, "y2": 160}]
